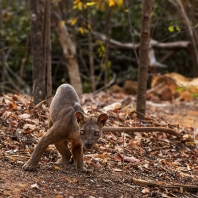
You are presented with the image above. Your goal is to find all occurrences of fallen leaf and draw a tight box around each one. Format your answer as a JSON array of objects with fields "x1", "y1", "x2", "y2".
[
  {"x1": 161, "y1": 193, "x2": 173, "y2": 198},
  {"x1": 23, "y1": 123, "x2": 37, "y2": 131},
  {"x1": 5, "y1": 155, "x2": 29, "y2": 162},
  {"x1": 54, "y1": 165, "x2": 61, "y2": 170},
  {"x1": 128, "y1": 139, "x2": 137, "y2": 148},
  {"x1": 114, "y1": 153, "x2": 140, "y2": 163},
  {"x1": 12, "y1": 94, "x2": 28, "y2": 105},
  {"x1": 102, "y1": 102, "x2": 121, "y2": 111},
  {"x1": 161, "y1": 159, "x2": 167, "y2": 165},
  {"x1": 142, "y1": 187, "x2": 150, "y2": 194},
  {"x1": 143, "y1": 163, "x2": 150, "y2": 169},
  {"x1": 1, "y1": 110, "x2": 12, "y2": 119},
  {"x1": 31, "y1": 183, "x2": 39, "y2": 189},
  {"x1": 84, "y1": 153, "x2": 110, "y2": 159},
  {"x1": 18, "y1": 113, "x2": 31, "y2": 119},
  {"x1": 113, "y1": 168, "x2": 123, "y2": 172},
  {"x1": 114, "y1": 153, "x2": 123, "y2": 161},
  {"x1": 9, "y1": 101, "x2": 18, "y2": 110},
  {"x1": 117, "y1": 137, "x2": 124, "y2": 143}
]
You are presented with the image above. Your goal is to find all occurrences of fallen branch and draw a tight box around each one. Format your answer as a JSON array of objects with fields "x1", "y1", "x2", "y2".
[
  {"x1": 93, "y1": 31, "x2": 190, "y2": 50},
  {"x1": 132, "y1": 177, "x2": 198, "y2": 193},
  {"x1": 103, "y1": 127, "x2": 180, "y2": 137}
]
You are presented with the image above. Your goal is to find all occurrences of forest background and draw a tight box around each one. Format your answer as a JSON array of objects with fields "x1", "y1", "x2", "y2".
[{"x1": 0, "y1": 0, "x2": 198, "y2": 100}]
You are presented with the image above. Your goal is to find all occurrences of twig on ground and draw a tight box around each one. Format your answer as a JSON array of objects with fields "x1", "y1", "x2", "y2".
[{"x1": 132, "y1": 177, "x2": 198, "y2": 193}]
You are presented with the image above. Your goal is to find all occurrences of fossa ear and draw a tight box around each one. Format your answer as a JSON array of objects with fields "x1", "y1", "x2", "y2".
[
  {"x1": 75, "y1": 111, "x2": 85, "y2": 123},
  {"x1": 97, "y1": 113, "x2": 108, "y2": 126}
]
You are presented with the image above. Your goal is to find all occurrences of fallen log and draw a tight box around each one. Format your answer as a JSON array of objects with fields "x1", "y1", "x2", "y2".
[
  {"x1": 132, "y1": 177, "x2": 198, "y2": 193},
  {"x1": 103, "y1": 127, "x2": 180, "y2": 137},
  {"x1": 93, "y1": 31, "x2": 190, "y2": 50}
]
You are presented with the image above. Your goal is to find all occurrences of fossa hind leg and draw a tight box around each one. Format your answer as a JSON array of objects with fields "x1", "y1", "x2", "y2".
[{"x1": 23, "y1": 123, "x2": 68, "y2": 171}]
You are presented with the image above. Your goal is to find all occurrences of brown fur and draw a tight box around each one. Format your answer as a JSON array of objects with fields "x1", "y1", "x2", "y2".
[{"x1": 23, "y1": 84, "x2": 108, "y2": 172}]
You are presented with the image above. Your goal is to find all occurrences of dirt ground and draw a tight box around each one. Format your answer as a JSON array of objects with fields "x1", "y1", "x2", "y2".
[{"x1": 0, "y1": 92, "x2": 198, "y2": 198}]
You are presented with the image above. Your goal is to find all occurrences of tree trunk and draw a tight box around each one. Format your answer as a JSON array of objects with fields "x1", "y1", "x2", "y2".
[
  {"x1": 0, "y1": 0, "x2": 5, "y2": 93},
  {"x1": 52, "y1": 12, "x2": 82, "y2": 95},
  {"x1": 43, "y1": 0, "x2": 52, "y2": 105},
  {"x1": 104, "y1": 7, "x2": 112, "y2": 86},
  {"x1": 29, "y1": 0, "x2": 45, "y2": 105},
  {"x1": 88, "y1": 7, "x2": 95, "y2": 91},
  {"x1": 136, "y1": 0, "x2": 153, "y2": 119}
]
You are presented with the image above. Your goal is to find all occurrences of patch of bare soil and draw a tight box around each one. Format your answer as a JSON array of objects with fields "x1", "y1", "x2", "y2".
[
  {"x1": 148, "y1": 100, "x2": 198, "y2": 128},
  {"x1": 0, "y1": 164, "x2": 140, "y2": 197},
  {"x1": 0, "y1": 92, "x2": 198, "y2": 197}
]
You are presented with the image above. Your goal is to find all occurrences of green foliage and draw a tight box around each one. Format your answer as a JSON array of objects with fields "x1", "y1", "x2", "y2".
[
  {"x1": 168, "y1": 21, "x2": 180, "y2": 32},
  {"x1": 176, "y1": 87, "x2": 184, "y2": 93},
  {"x1": 191, "y1": 92, "x2": 198, "y2": 99},
  {"x1": 1, "y1": 0, "x2": 31, "y2": 75},
  {"x1": 1, "y1": 0, "x2": 196, "y2": 93},
  {"x1": 177, "y1": 87, "x2": 198, "y2": 99},
  {"x1": 97, "y1": 42, "x2": 106, "y2": 57},
  {"x1": 3, "y1": 1, "x2": 30, "y2": 46},
  {"x1": 73, "y1": 0, "x2": 124, "y2": 11}
]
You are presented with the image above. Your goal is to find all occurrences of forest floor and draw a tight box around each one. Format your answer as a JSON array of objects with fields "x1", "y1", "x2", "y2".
[{"x1": 0, "y1": 90, "x2": 198, "y2": 198}]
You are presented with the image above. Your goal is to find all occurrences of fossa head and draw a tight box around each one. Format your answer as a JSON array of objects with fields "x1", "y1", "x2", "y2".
[{"x1": 75, "y1": 111, "x2": 108, "y2": 150}]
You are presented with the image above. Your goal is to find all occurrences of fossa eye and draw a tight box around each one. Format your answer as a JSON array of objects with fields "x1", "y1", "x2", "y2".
[
  {"x1": 94, "y1": 131, "x2": 99, "y2": 136},
  {"x1": 80, "y1": 130, "x2": 85, "y2": 135}
]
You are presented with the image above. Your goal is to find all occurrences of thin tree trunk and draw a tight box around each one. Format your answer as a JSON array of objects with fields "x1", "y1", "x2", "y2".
[
  {"x1": 29, "y1": 0, "x2": 45, "y2": 105},
  {"x1": 136, "y1": 0, "x2": 153, "y2": 119},
  {"x1": 0, "y1": 1, "x2": 5, "y2": 93},
  {"x1": 104, "y1": 7, "x2": 112, "y2": 86},
  {"x1": 52, "y1": 12, "x2": 82, "y2": 95},
  {"x1": 43, "y1": 0, "x2": 52, "y2": 105},
  {"x1": 88, "y1": 7, "x2": 95, "y2": 91}
]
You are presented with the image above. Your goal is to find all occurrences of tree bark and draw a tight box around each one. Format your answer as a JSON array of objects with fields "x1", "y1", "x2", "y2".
[
  {"x1": 43, "y1": 0, "x2": 52, "y2": 105},
  {"x1": 104, "y1": 7, "x2": 112, "y2": 86},
  {"x1": 0, "y1": 0, "x2": 5, "y2": 93},
  {"x1": 29, "y1": 0, "x2": 45, "y2": 105},
  {"x1": 136, "y1": 0, "x2": 153, "y2": 119},
  {"x1": 52, "y1": 12, "x2": 82, "y2": 95},
  {"x1": 88, "y1": 7, "x2": 95, "y2": 91}
]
